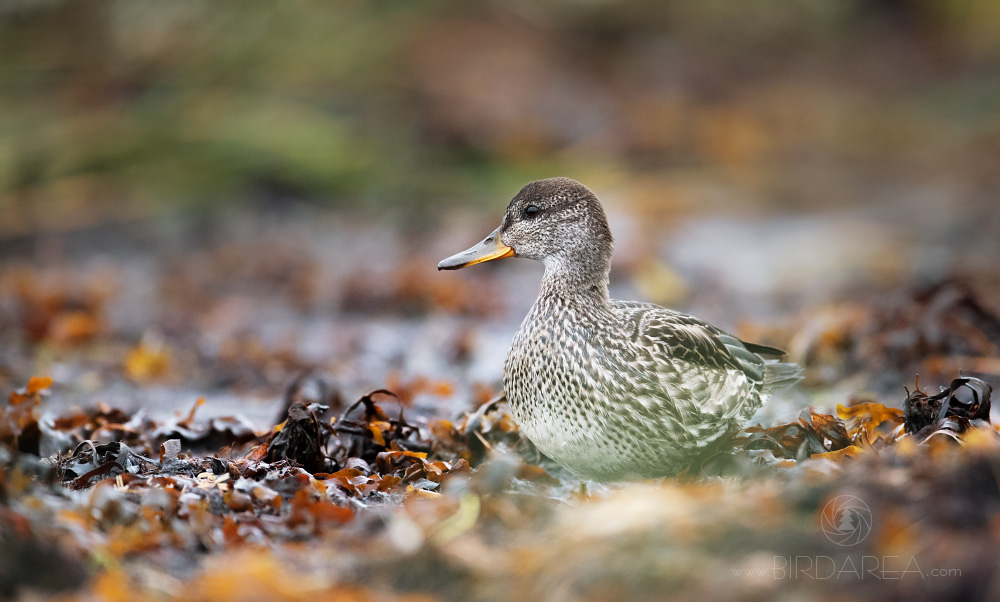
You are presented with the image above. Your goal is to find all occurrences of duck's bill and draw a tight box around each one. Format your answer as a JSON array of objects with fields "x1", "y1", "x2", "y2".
[{"x1": 437, "y1": 226, "x2": 515, "y2": 270}]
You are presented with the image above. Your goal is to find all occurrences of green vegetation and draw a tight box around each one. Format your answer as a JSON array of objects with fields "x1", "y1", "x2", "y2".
[{"x1": 1, "y1": 0, "x2": 998, "y2": 223}]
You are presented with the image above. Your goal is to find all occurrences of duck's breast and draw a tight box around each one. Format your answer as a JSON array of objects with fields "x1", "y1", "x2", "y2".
[{"x1": 504, "y1": 302, "x2": 665, "y2": 476}]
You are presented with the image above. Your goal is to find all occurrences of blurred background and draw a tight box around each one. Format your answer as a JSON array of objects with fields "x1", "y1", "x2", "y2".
[{"x1": 1, "y1": 0, "x2": 999, "y2": 423}]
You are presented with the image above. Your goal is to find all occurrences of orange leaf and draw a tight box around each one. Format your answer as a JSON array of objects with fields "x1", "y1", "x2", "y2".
[
  {"x1": 246, "y1": 443, "x2": 268, "y2": 462},
  {"x1": 91, "y1": 570, "x2": 133, "y2": 602},
  {"x1": 430, "y1": 419, "x2": 455, "y2": 439},
  {"x1": 430, "y1": 381, "x2": 455, "y2": 397},
  {"x1": 253, "y1": 486, "x2": 282, "y2": 512},
  {"x1": 810, "y1": 445, "x2": 864, "y2": 462},
  {"x1": 48, "y1": 311, "x2": 100, "y2": 345},
  {"x1": 181, "y1": 397, "x2": 205, "y2": 425},
  {"x1": 369, "y1": 424, "x2": 386, "y2": 446},
  {"x1": 222, "y1": 516, "x2": 242, "y2": 545},
  {"x1": 837, "y1": 402, "x2": 904, "y2": 439},
  {"x1": 7, "y1": 391, "x2": 29, "y2": 406},
  {"x1": 25, "y1": 376, "x2": 53, "y2": 394},
  {"x1": 378, "y1": 475, "x2": 402, "y2": 492},
  {"x1": 326, "y1": 468, "x2": 364, "y2": 480},
  {"x1": 124, "y1": 339, "x2": 172, "y2": 383},
  {"x1": 308, "y1": 501, "x2": 354, "y2": 523},
  {"x1": 396, "y1": 450, "x2": 427, "y2": 460},
  {"x1": 837, "y1": 402, "x2": 903, "y2": 423},
  {"x1": 223, "y1": 490, "x2": 253, "y2": 512}
]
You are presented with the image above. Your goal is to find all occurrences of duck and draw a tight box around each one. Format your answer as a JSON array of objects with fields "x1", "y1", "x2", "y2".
[{"x1": 438, "y1": 177, "x2": 801, "y2": 481}]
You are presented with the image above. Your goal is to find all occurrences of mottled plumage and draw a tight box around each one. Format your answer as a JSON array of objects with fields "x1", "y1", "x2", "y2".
[{"x1": 439, "y1": 177, "x2": 801, "y2": 481}]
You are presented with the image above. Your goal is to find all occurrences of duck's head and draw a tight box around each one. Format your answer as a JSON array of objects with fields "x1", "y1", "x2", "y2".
[{"x1": 438, "y1": 177, "x2": 613, "y2": 287}]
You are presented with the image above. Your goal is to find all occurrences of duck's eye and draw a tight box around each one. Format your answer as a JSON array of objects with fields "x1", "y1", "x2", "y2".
[{"x1": 524, "y1": 205, "x2": 540, "y2": 217}]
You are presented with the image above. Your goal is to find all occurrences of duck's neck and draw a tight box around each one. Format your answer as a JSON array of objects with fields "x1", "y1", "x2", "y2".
[{"x1": 538, "y1": 255, "x2": 611, "y2": 306}]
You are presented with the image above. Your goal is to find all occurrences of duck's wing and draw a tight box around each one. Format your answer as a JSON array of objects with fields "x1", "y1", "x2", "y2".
[
  {"x1": 610, "y1": 300, "x2": 767, "y2": 428},
  {"x1": 612, "y1": 300, "x2": 766, "y2": 383}
]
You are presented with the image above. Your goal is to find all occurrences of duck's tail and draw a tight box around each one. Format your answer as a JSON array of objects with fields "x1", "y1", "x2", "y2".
[{"x1": 762, "y1": 361, "x2": 803, "y2": 395}]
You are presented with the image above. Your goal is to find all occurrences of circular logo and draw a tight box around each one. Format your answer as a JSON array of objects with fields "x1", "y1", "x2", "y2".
[{"x1": 820, "y1": 495, "x2": 872, "y2": 546}]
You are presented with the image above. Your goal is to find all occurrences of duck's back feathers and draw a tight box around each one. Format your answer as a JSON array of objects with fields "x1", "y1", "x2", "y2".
[
  {"x1": 612, "y1": 300, "x2": 764, "y2": 383},
  {"x1": 611, "y1": 299, "x2": 801, "y2": 421}
]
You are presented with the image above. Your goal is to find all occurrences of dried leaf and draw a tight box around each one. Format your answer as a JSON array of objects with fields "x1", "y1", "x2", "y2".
[
  {"x1": 124, "y1": 338, "x2": 172, "y2": 383},
  {"x1": 837, "y1": 401, "x2": 904, "y2": 442},
  {"x1": 810, "y1": 445, "x2": 864, "y2": 462}
]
